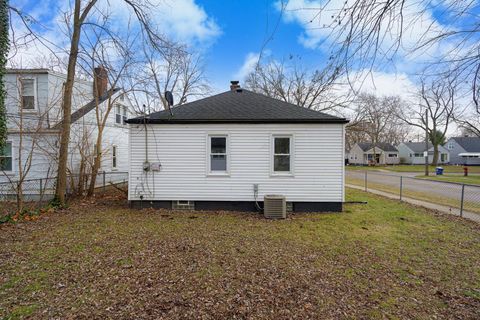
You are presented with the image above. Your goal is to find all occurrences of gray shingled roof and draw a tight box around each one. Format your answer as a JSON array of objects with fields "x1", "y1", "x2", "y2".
[
  {"x1": 53, "y1": 88, "x2": 121, "y2": 129},
  {"x1": 451, "y1": 137, "x2": 480, "y2": 152},
  {"x1": 403, "y1": 142, "x2": 433, "y2": 153},
  {"x1": 357, "y1": 142, "x2": 398, "y2": 152},
  {"x1": 126, "y1": 89, "x2": 348, "y2": 124}
]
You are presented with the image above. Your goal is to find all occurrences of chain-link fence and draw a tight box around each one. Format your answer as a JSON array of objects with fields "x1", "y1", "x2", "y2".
[
  {"x1": 346, "y1": 170, "x2": 480, "y2": 219},
  {"x1": 0, "y1": 171, "x2": 128, "y2": 204}
]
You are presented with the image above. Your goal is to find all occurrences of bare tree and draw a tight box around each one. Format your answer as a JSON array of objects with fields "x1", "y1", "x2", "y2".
[
  {"x1": 49, "y1": 0, "x2": 172, "y2": 205},
  {"x1": 397, "y1": 78, "x2": 455, "y2": 166},
  {"x1": 245, "y1": 58, "x2": 349, "y2": 112},
  {"x1": 348, "y1": 93, "x2": 401, "y2": 165},
  {"x1": 127, "y1": 43, "x2": 210, "y2": 115},
  {"x1": 1, "y1": 73, "x2": 57, "y2": 212}
]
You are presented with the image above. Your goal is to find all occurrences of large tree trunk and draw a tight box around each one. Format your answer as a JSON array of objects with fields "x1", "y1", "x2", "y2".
[
  {"x1": 54, "y1": 0, "x2": 83, "y2": 205},
  {"x1": 87, "y1": 128, "x2": 103, "y2": 196},
  {"x1": 432, "y1": 143, "x2": 439, "y2": 167}
]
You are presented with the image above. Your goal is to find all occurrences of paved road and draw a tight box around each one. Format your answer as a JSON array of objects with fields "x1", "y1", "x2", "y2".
[{"x1": 346, "y1": 170, "x2": 480, "y2": 214}]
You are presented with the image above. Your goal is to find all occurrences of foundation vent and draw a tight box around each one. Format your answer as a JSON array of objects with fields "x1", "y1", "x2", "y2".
[{"x1": 172, "y1": 200, "x2": 195, "y2": 210}]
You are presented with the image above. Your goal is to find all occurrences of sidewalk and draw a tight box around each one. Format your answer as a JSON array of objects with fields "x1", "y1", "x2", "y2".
[{"x1": 346, "y1": 184, "x2": 480, "y2": 223}]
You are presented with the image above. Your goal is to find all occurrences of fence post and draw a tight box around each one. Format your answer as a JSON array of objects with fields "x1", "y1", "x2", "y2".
[
  {"x1": 460, "y1": 184, "x2": 465, "y2": 217},
  {"x1": 364, "y1": 170, "x2": 368, "y2": 192},
  {"x1": 399, "y1": 176, "x2": 403, "y2": 201},
  {"x1": 103, "y1": 171, "x2": 106, "y2": 192},
  {"x1": 39, "y1": 178, "x2": 43, "y2": 197}
]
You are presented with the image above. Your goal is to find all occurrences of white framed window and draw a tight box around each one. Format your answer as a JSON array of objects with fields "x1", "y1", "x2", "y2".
[
  {"x1": 112, "y1": 145, "x2": 117, "y2": 169},
  {"x1": 272, "y1": 135, "x2": 293, "y2": 175},
  {"x1": 0, "y1": 142, "x2": 13, "y2": 172},
  {"x1": 207, "y1": 135, "x2": 228, "y2": 174},
  {"x1": 447, "y1": 142, "x2": 454, "y2": 150},
  {"x1": 115, "y1": 105, "x2": 128, "y2": 125},
  {"x1": 20, "y1": 78, "x2": 36, "y2": 110},
  {"x1": 388, "y1": 153, "x2": 397, "y2": 158}
]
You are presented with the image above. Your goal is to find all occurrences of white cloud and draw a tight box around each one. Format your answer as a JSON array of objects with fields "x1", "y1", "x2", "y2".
[
  {"x1": 104, "y1": 0, "x2": 221, "y2": 45},
  {"x1": 155, "y1": 0, "x2": 221, "y2": 44},
  {"x1": 276, "y1": 0, "x2": 444, "y2": 60},
  {"x1": 234, "y1": 52, "x2": 261, "y2": 81},
  {"x1": 336, "y1": 70, "x2": 418, "y2": 103}
]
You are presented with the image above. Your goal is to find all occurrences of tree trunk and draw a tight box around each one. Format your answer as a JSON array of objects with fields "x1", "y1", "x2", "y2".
[
  {"x1": 55, "y1": 1, "x2": 83, "y2": 205},
  {"x1": 432, "y1": 143, "x2": 439, "y2": 167},
  {"x1": 87, "y1": 128, "x2": 103, "y2": 196}
]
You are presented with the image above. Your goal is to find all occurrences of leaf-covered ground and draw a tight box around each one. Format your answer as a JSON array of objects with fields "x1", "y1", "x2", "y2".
[{"x1": 1, "y1": 189, "x2": 479, "y2": 319}]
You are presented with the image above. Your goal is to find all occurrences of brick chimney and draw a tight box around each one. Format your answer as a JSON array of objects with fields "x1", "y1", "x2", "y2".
[
  {"x1": 230, "y1": 80, "x2": 240, "y2": 91},
  {"x1": 93, "y1": 66, "x2": 108, "y2": 98}
]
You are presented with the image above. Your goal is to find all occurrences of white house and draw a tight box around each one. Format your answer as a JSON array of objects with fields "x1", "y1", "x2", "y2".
[
  {"x1": 348, "y1": 142, "x2": 399, "y2": 165},
  {"x1": 126, "y1": 83, "x2": 348, "y2": 212},
  {"x1": 445, "y1": 137, "x2": 480, "y2": 165},
  {"x1": 397, "y1": 142, "x2": 449, "y2": 165},
  {"x1": 0, "y1": 68, "x2": 131, "y2": 197}
]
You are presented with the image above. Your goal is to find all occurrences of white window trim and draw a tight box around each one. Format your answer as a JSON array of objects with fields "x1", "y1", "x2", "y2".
[
  {"x1": 19, "y1": 77, "x2": 37, "y2": 112},
  {"x1": 115, "y1": 104, "x2": 128, "y2": 125},
  {"x1": 206, "y1": 134, "x2": 230, "y2": 176},
  {"x1": 270, "y1": 134, "x2": 294, "y2": 177},
  {"x1": 112, "y1": 145, "x2": 118, "y2": 170},
  {"x1": 0, "y1": 140, "x2": 14, "y2": 175}
]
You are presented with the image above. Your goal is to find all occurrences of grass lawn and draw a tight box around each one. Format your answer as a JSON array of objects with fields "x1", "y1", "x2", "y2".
[
  {"x1": 347, "y1": 164, "x2": 480, "y2": 174},
  {"x1": 345, "y1": 176, "x2": 480, "y2": 214},
  {"x1": 1, "y1": 190, "x2": 479, "y2": 319},
  {"x1": 416, "y1": 174, "x2": 480, "y2": 186}
]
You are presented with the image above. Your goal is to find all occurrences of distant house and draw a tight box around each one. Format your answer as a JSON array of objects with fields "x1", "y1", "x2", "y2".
[
  {"x1": 126, "y1": 82, "x2": 349, "y2": 212},
  {"x1": 397, "y1": 142, "x2": 449, "y2": 165},
  {"x1": 348, "y1": 142, "x2": 399, "y2": 165},
  {"x1": 0, "y1": 68, "x2": 131, "y2": 198},
  {"x1": 445, "y1": 137, "x2": 480, "y2": 165}
]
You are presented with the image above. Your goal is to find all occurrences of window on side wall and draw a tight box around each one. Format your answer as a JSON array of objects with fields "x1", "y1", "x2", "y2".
[
  {"x1": 20, "y1": 79, "x2": 35, "y2": 110},
  {"x1": 388, "y1": 153, "x2": 397, "y2": 158},
  {"x1": 272, "y1": 136, "x2": 292, "y2": 174},
  {"x1": 112, "y1": 145, "x2": 117, "y2": 169},
  {"x1": 208, "y1": 136, "x2": 228, "y2": 174},
  {"x1": 0, "y1": 142, "x2": 13, "y2": 172},
  {"x1": 115, "y1": 105, "x2": 128, "y2": 125}
]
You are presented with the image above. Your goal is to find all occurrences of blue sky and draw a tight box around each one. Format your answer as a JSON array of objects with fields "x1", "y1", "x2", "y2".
[
  {"x1": 200, "y1": 0, "x2": 316, "y2": 91},
  {"x1": 11, "y1": 0, "x2": 471, "y2": 99}
]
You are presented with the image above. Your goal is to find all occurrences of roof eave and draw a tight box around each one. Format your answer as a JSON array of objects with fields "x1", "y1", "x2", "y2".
[{"x1": 126, "y1": 118, "x2": 349, "y2": 124}]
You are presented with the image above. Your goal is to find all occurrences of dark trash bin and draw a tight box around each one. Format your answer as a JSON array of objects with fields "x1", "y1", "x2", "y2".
[{"x1": 435, "y1": 167, "x2": 444, "y2": 175}]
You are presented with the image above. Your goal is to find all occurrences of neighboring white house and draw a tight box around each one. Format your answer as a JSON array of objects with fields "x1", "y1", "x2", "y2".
[
  {"x1": 445, "y1": 136, "x2": 480, "y2": 165},
  {"x1": 348, "y1": 142, "x2": 400, "y2": 165},
  {"x1": 0, "y1": 68, "x2": 131, "y2": 197},
  {"x1": 126, "y1": 83, "x2": 348, "y2": 212},
  {"x1": 397, "y1": 142, "x2": 449, "y2": 164}
]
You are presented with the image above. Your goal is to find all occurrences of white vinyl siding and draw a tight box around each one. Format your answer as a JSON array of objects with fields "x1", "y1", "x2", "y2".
[{"x1": 128, "y1": 123, "x2": 345, "y2": 203}]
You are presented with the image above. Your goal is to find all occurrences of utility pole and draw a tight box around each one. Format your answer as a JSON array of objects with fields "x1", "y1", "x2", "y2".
[{"x1": 424, "y1": 109, "x2": 429, "y2": 176}]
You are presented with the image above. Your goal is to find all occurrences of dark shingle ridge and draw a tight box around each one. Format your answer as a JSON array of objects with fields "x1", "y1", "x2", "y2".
[
  {"x1": 53, "y1": 88, "x2": 121, "y2": 129},
  {"x1": 451, "y1": 137, "x2": 480, "y2": 152},
  {"x1": 357, "y1": 142, "x2": 398, "y2": 152},
  {"x1": 126, "y1": 89, "x2": 348, "y2": 124},
  {"x1": 403, "y1": 142, "x2": 434, "y2": 153}
]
